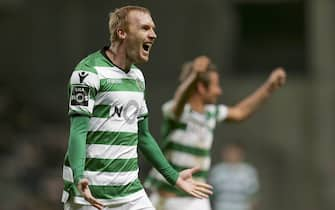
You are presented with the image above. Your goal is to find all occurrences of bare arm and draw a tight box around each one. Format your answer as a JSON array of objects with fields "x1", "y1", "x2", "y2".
[
  {"x1": 227, "y1": 67, "x2": 286, "y2": 121},
  {"x1": 172, "y1": 56, "x2": 210, "y2": 119}
]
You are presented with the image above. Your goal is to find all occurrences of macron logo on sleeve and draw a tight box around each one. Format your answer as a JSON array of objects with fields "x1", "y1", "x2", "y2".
[{"x1": 78, "y1": 72, "x2": 88, "y2": 83}]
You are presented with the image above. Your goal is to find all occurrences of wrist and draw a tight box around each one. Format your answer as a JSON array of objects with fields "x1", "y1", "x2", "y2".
[
  {"x1": 74, "y1": 175, "x2": 84, "y2": 185},
  {"x1": 175, "y1": 175, "x2": 182, "y2": 188},
  {"x1": 264, "y1": 81, "x2": 275, "y2": 93}
]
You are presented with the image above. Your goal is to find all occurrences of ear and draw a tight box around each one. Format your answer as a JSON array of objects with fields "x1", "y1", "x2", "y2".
[{"x1": 116, "y1": 28, "x2": 127, "y2": 40}]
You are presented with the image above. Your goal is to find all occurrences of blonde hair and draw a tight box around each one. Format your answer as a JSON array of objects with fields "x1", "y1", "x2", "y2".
[{"x1": 108, "y1": 5, "x2": 150, "y2": 43}]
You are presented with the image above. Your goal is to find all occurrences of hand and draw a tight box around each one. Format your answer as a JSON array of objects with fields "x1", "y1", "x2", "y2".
[
  {"x1": 266, "y1": 67, "x2": 287, "y2": 91},
  {"x1": 77, "y1": 178, "x2": 104, "y2": 210},
  {"x1": 175, "y1": 167, "x2": 213, "y2": 198},
  {"x1": 192, "y1": 56, "x2": 211, "y2": 73}
]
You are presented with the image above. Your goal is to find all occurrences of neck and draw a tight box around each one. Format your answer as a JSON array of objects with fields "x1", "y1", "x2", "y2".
[
  {"x1": 107, "y1": 43, "x2": 132, "y2": 72},
  {"x1": 188, "y1": 94, "x2": 205, "y2": 113}
]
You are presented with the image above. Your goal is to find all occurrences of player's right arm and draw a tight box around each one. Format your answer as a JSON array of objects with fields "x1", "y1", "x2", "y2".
[
  {"x1": 226, "y1": 67, "x2": 286, "y2": 122},
  {"x1": 172, "y1": 56, "x2": 211, "y2": 119},
  {"x1": 66, "y1": 67, "x2": 103, "y2": 209}
]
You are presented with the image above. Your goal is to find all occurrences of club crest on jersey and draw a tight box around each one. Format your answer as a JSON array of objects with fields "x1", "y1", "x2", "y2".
[
  {"x1": 70, "y1": 85, "x2": 89, "y2": 106},
  {"x1": 78, "y1": 71, "x2": 88, "y2": 83},
  {"x1": 136, "y1": 79, "x2": 145, "y2": 91}
]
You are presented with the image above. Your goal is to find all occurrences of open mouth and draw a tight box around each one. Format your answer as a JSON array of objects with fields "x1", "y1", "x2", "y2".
[{"x1": 142, "y1": 43, "x2": 152, "y2": 53}]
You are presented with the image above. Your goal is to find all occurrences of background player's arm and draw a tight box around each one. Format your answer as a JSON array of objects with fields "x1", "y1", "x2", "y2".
[
  {"x1": 172, "y1": 56, "x2": 211, "y2": 119},
  {"x1": 138, "y1": 116, "x2": 213, "y2": 198},
  {"x1": 226, "y1": 67, "x2": 286, "y2": 122}
]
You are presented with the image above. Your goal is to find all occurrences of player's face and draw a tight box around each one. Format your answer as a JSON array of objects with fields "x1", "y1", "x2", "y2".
[
  {"x1": 125, "y1": 10, "x2": 157, "y2": 64},
  {"x1": 222, "y1": 146, "x2": 243, "y2": 163},
  {"x1": 203, "y1": 72, "x2": 222, "y2": 104}
]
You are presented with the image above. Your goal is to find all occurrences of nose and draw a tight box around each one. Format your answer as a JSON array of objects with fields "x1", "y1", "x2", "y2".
[{"x1": 149, "y1": 29, "x2": 157, "y2": 40}]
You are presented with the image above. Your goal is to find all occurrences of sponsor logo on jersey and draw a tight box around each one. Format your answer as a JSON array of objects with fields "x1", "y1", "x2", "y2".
[
  {"x1": 110, "y1": 100, "x2": 140, "y2": 124},
  {"x1": 111, "y1": 105, "x2": 123, "y2": 118},
  {"x1": 70, "y1": 85, "x2": 89, "y2": 106}
]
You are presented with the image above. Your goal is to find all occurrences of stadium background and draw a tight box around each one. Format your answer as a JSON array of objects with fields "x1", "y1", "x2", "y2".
[{"x1": 0, "y1": 0, "x2": 334, "y2": 209}]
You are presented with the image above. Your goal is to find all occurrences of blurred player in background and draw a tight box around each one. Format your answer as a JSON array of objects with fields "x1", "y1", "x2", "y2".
[
  {"x1": 209, "y1": 142, "x2": 259, "y2": 210},
  {"x1": 145, "y1": 56, "x2": 286, "y2": 210},
  {"x1": 61, "y1": 6, "x2": 212, "y2": 210}
]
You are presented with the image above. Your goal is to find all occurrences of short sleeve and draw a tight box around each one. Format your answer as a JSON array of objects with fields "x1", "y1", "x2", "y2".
[
  {"x1": 138, "y1": 95, "x2": 148, "y2": 120},
  {"x1": 135, "y1": 70, "x2": 148, "y2": 120},
  {"x1": 216, "y1": 104, "x2": 229, "y2": 122},
  {"x1": 68, "y1": 70, "x2": 100, "y2": 116},
  {"x1": 161, "y1": 100, "x2": 175, "y2": 119}
]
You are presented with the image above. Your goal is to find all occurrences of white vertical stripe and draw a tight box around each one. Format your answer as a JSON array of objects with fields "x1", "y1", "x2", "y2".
[
  {"x1": 84, "y1": 170, "x2": 139, "y2": 186},
  {"x1": 86, "y1": 144, "x2": 138, "y2": 159}
]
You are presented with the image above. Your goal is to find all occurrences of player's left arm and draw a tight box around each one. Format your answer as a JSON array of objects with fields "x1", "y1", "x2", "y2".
[
  {"x1": 138, "y1": 116, "x2": 179, "y2": 185},
  {"x1": 226, "y1": 67, "x2": 286, "y2": 122},
  {"x1": 137, "y1": 116, "x2": 213, "y2": 198}
]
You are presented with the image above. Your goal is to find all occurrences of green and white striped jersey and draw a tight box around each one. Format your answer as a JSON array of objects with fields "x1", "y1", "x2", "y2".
[
  {"x1": 208, "y1": 163, "x2": 259, "y2": 210},
  {"x1": 145, "y1": 100, "x2": 228, "y2": 195},
  {"x1": 62, "y1": 48, "x2": 148, "y2": 205}
]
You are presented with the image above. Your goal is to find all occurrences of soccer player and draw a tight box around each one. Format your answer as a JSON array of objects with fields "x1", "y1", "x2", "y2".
[
  {"x1": 145, "y1": 56, "x2": 286, "y2": 210},
  {"x1": 209, "y1": 142, "x2": 259, "y2": 210},
  {"x1": 61, "y1": 6, "x2": 212, "y2": 210}
]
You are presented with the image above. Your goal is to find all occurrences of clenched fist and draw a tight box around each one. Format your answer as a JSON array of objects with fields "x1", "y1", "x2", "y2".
[
  {"x1": 266, "y1": 67, "x2": 287, "y2": 91},
  {"x1": 192, "y1": 56, "x2": 211, "y2": 73}
]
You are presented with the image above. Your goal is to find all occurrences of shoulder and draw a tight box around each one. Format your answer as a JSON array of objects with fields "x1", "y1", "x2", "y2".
[
  {"x1": 204, "y1": 104, "x2": 216, "y2": 112},
  {"x1": 130, "y1": 65, "x2": 145, "y2": 82},
  {"x1": 161, "y1": 100, "x2": 176, "y2": 117},
  {"x1": 211, "y1": 163, "x2": 226, "y2": 172},
  {"x1": 69, "y1": 51, "x2": 103, "y2": 88},
  {"x1": 162, "y1": 100, "x2": 174, "y2": 111},
  {"x1": 241, "y1": 163, "x2": 258, "y2": 174},
  {"x1": 74, "y1": 50, "x2": 113, "y2": 74},
  {"x1": 74, "y1": 51, "x2": 99, "y2": 74}
]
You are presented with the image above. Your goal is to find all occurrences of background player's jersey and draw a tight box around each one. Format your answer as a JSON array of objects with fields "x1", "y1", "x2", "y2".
[
  {"x1": 145, "y1": 100, "x2": 228, "y2": 195},
  {"x1": 62, "y1": 48, "x2": 148, "y2": 205},
  {"x1": 208, "y1": 163, "x2": 259, "y2": 210}
]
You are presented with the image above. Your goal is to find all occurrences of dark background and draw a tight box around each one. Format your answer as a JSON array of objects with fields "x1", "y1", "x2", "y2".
[{"x1": 0, "y1": 0, "x2": 334, "y2": 209}]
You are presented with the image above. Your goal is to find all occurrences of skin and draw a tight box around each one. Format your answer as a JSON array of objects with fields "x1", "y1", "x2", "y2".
[
  {"x1": 162, "y1": 56, "x2": 286, "y2": 199},
  {"x1": 77, "y1": 11, "x2": 212, "y2": 210},
  {"x1": 107, "y1": 10, "x2": 157, "y2": 71},
  {"x1": 184, "y1": 64, "x2": 287, "y2": 119},
  {"x1": 222, "y1": 145, "x2": 244, "y2": 164}
]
